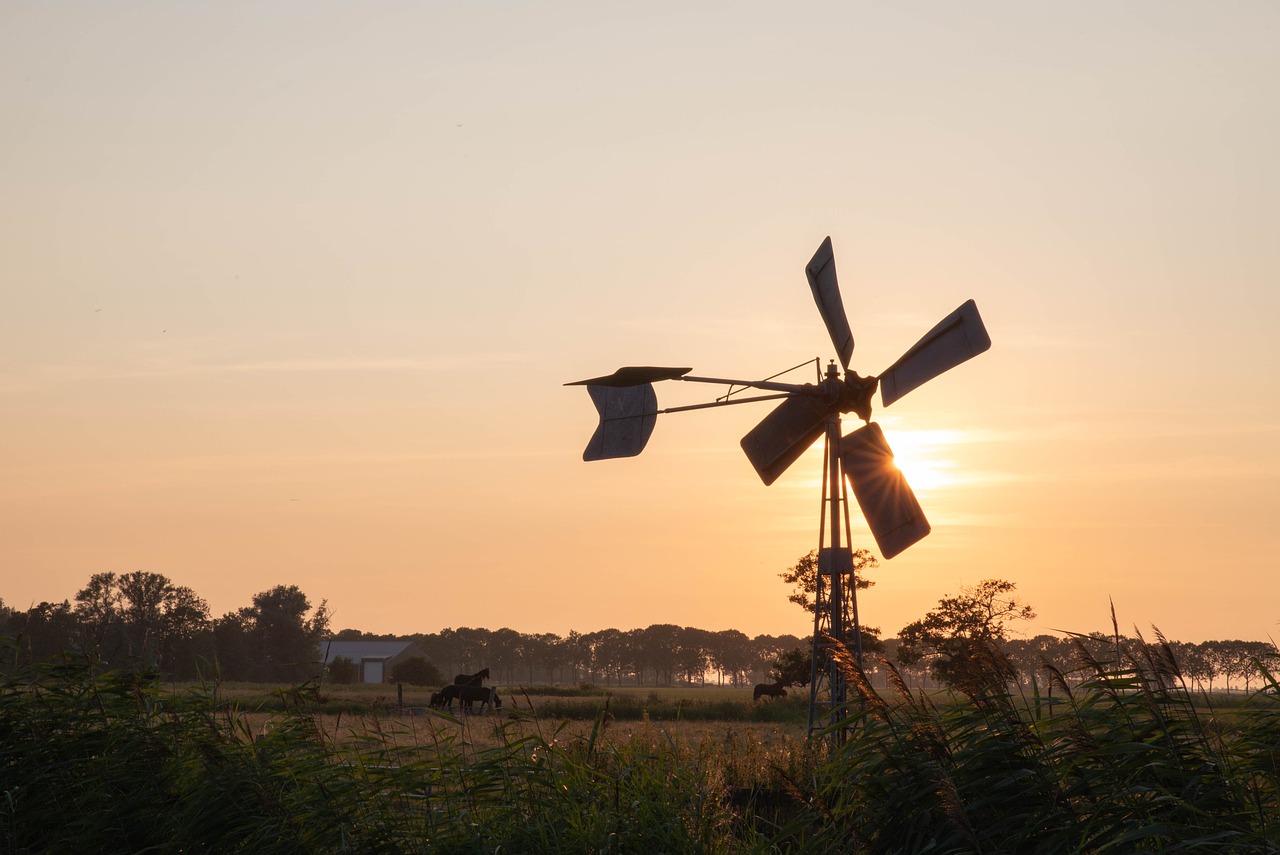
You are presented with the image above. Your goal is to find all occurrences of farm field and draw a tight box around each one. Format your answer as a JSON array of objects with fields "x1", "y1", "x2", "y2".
[
  {"x1": 190, "y1": 680, "x2": 813, "y2": 755},
  {"x1": 202, "y1": 680, "x2": 801, "y2": 710}
]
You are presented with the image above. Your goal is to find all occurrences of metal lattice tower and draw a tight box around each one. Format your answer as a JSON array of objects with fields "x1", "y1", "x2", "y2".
[{"x1": 805, "y1": 376, "x2": 865, "y2": 737}]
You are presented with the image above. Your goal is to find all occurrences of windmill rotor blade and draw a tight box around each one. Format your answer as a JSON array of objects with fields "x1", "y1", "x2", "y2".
[
  {"x1": 565, "y1": 366, "x2": 692, "y2": 388},
  {"x1": 740, "y1": 394, "x2": 833, "y2": 485},
  {"x1": 581, "y1": 384, "x2": 658, "y2": 461},
  {"x1": 805, "y1": 236, "x2": 855, "y2": 370},
  {"x1": 879, "y1": 299, "x2": 991, "y2": 408},
  {"x1": 840, "y1": 422, "x2": 930, "y2": 559}
]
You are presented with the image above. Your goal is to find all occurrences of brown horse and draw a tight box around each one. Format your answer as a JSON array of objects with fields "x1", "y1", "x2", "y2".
[
  {"x1": 453, "y1": 667, "x2": 490, "y2": 687},
  {"x1": 753, "y1": 681, "x2": 787, "y2": 701},
  {"x1": 437, "y1": 684, "x2": 501, "y2": 713}
]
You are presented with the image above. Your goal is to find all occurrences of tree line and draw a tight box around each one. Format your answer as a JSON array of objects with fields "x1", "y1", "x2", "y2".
[
  {"x1": 332, "y1": 625, "x2": 807, "y2": 687},
  {"x1": 3, "y1": 567, "x2": 1274, "y2": 693},
  {"x1": 1, "y1": 572, "x2": 330, "y2": 682},
  {"x1": 0, "y1": 571, "x2": 807, "y2": 686},
  {"x1": 880, "y1": 577, "x2": 1277, "y2": 694}
]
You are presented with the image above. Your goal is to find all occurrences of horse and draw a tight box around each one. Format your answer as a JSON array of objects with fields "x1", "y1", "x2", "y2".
[
  {"x1": 434, "y1": 684, "x2": 502, "y2": 714},
  {"x1": 433, "y1": 685, "x2": 461, "y2": 709},
  {"x1": 453, "y1": 667, "x2": 490, "y2": 687},
  {"x1": 459, "y1": 685, "x2": 501, "y2": 713},
  {"x1": 753, "y1": 681, "x2": 787, "y2": 701}
]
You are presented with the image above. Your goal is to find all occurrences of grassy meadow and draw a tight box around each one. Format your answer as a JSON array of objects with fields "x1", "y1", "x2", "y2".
[{"x1": 4, "y1": 638, "x2": 1280, "y2": 853}]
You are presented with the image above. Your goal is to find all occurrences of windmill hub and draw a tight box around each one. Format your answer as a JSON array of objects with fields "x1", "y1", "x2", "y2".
[{"x1": 833, "y1": 368, "x2": 878, "y2": 423}]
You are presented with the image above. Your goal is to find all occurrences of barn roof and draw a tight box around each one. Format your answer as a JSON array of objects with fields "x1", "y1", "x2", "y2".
[{"x1": 319, "y1": 640, "x2": 425, "y2": 665}]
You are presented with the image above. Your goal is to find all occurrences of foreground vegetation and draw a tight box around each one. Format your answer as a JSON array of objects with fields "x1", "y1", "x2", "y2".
[{"x1": 4, "y1": 635, "x2": 1280, "y2": 853}]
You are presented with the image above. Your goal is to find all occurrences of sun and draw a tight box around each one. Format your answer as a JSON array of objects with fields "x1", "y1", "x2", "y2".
[
  {"x1": 880, "y1": 427, "x2": 963, "y2": 497},
  {"x1": 772, "y1": 425, "x2": 964, "y2": 499}
]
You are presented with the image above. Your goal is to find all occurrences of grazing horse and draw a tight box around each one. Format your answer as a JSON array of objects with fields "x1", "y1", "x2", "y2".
[
  {"x1": 753, "y1": 681, "x2": 788, "y2": 701},
  {"x1": 453, "y1": 667, "x2": 490, "y2": 687},
  {"x1": 433, "y1": 684, "x2": 502, "y2": 714},
  {"x1": 433, "y1": 685, "x2": 461, "y2": 709},
  {"x1": 458, "y1": 685, "x2": 501, "y2": 713}
]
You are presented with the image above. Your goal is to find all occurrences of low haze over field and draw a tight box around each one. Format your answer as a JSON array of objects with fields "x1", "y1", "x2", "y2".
[{"x1": 3, "y1": 2, "x2": 1277, "y2": 643}]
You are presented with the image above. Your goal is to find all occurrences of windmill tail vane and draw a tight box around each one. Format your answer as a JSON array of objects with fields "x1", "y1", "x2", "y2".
[{"x1": 566, "y1": 236, "x2": 991, "y2": 561}]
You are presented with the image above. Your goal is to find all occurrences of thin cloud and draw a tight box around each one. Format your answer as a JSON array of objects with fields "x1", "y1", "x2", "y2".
[
  {"x1": 202, "y1": 355, "x2": 523, "y2": 375},
  {"x1": 2, "y1": 353, "x2": 525, "y2": 392}
]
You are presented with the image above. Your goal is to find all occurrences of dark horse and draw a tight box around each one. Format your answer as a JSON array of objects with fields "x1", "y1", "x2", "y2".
[
  {"x1": 434, "y1": 683, "x2": 501, "y2": 713},
  {"x1": 453, "y1": 668, "x2": 490, "y2": 687},
  {"x1": 753, "y1": 681, "x2": 787, "y2": 701}
]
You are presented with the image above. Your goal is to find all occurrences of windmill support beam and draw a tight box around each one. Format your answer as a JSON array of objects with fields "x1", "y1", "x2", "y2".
[
  {"x1": 678, "y1": 375, "x2": 819, "y2": 396},
  {"x1": 807, "y1": 364, "x2": 863, "y2": 741}
]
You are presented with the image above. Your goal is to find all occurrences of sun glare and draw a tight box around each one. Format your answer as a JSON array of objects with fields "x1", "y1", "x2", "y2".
[
  {"x1": 770, "y1": 426, "x2": 964, "y2": 499},
  {"x1": 883, "y1": 428, "x2": 963, "y2": 497}
]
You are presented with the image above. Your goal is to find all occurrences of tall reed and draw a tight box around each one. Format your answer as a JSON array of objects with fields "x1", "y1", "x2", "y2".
[{"x1": 795, "y1": 631, "x2": 1280, "y2": 853}]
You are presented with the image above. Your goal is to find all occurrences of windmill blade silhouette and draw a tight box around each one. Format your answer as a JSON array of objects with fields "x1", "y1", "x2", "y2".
[
  {"x1": 738, "y1": 237, "x2": 864, "y2": 485},
  {"x1": 840, "y1": 422, "x2": 930, "y2": 559},
  {"x1": 740, "y1": 393, "x2": 832, "y2": 485},
  {"x1": 580, "y1": 384, "x2": 657, "y2": 460},
  {"x1": 879, "y1": 300, "x2": 990, "y2": 408},
  {"x1": 565, "y1": 366, "x2": 692, "y2": 388},
  {"x1": 570, "y1": 366, "x2": 801, "y2": 461},
  {"x1": 805, "y1": 236, "x2": 855, "y2": 370}
]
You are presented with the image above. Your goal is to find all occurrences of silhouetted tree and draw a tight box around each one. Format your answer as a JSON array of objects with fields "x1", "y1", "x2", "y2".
[
  {"x1": 74, "y1": 572, "x2": 123, "y2": 660},
  {"x1": 212, "y1": 610, "x2": 253, "y2": 680},
  {"x1": 524, "y1": 632, "x2": 566, "y2": 683},
  {"x1": 1215, "y1": 640, "x2": 1279, "y2": 692},
  {"x1": 487, "y1": 627, "x2": 523, "y2": 682},
  {"x1": 780, "y1": 549, "x2": 876, "y2": 614},
  {"x1": 448, "y1": 627, "x2": 491, "y2": 674},
  {"x1": 3, "y1": 601, "x2": 79, "y2": 667},
  {"x1": 333, "y1": 628, "x2": 385, "y2": 641},
  {"x1": 637, "y1": 624, "x2": 682, "y2": 685},
  {"x1": 897, "y1": 579, "x2": 1035, "y2": 690},
  {"x1": 1004, "y1": 634, "x2": 1072, "y2": 691},
  {"x1": 70, "y1": 571, "x2": 212, "y2": 676},
  {"x1": 676, "y1": 626, "x2": 712, "y2": 685},
  {"x1": 707, "y1": 629, "x2": 753, "y2": 686},
  {"x1": 1169, "y1": 640, "x2": 1213, "y2": 692},
  {"x1": 231, "y1": 585, "x2": 329, "y2": 682},
  {"x1": 769, "y1": 647, "x2": 812, "y2": 688},
  {"x1": 752, "y1": 634, "x2": 806, "y2": 684},
  {"x1": 1195, "y1": 641, "x2": 1226, "y2": 692},
  {"x1": 583, "y1": 628, "x2": 629, "y2": 685},
  {"x1": 779, "y1": 549, "x2": 883, "y2": 658},
  {"x1": 413, "y1": 630, "x2": 463, "y2": 676}
]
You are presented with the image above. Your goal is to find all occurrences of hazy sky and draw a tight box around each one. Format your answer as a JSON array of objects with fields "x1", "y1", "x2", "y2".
[{"x1": 3, "y1": 2, "x2": 1277, "y2": 644}]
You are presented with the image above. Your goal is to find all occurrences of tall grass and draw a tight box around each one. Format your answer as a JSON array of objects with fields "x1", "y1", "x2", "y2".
[
  {"x1": 796, "y1": 631, "x2": 1280, "y2": 853},
  {"x1": 527, "y1": 691, "x2": 806, "y2": 723},
  {"x1": 3, "y1": 635, "x2": 1280, "y2": 853}
]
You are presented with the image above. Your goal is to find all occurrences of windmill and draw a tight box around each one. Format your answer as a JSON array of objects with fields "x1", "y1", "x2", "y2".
[{"x1": 567, "y1": 236, "x2": 991, "y2": 732}]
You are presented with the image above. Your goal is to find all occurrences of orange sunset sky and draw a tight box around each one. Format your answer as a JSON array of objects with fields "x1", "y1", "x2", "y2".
[{"x1": 3, "y1": 2, "x2": 1278, "y2": 644}]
